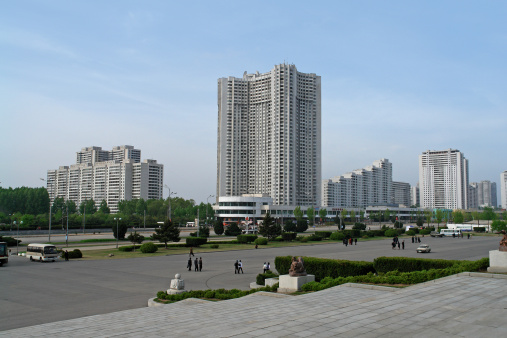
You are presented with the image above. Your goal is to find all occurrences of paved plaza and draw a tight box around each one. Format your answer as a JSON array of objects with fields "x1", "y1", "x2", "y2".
[{"x1": 2, "y1": 272, "x2": 506, "y2": 337}]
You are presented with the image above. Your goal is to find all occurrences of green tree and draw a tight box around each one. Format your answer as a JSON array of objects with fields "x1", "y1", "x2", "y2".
[
  {"x1": 79, "y1": 200, "x2": 97, "y2": 215},
  {"x1": 112, "y1": 219, "x2": 128, "y2": 240},
  {"x1": 213, "y1": 220, "x2": 224, "y2": 235},
  {"x1": 284, "y1": 219, "x2": 297, "y2": 232},
  {"x1": 293, "y1": 206, "x2": 304, "y2": 221},
  {"x1": 152, "y1": 219, "x2": 180, "y2": 248},
  {"x1": 334, "y1": 213, "x2": 340, "y2": 225},
  {"x1": 306, "y1": 207, "x2": 315, "y2": 226},
  {"x1": 452, "y1": 210, "x2": 465, "y2": 224},
  {"x1": 491, "y1": 220, "x2": 507, "y2": 232},
  {"x1": 424, "y1": 209, "x2": 432, "y2": 227},
  {"x1": 127, "y1": 231, "x2": 145, "y2": 251},
  {"x1": 340, "y1": 209, "x2": 347, "y2": 229},
  {"x1": 482, "y1": 207, "x2": 496, "y2": 227},
  {"x1": 349, "y1": 210, "x2": 356, "y2": 223},
  {"x1": 435, "y1": 209, "x2": 444, "y2": 229},
  {"x1": 383, "y1": 209, "x2": 391, "y2": 224},
  {"x1": 318, "y1": 208, "x2": 327, "y2": 224},
  {"x1": 135, "y1": 198, "x2": 147, "y2": 215},
  {"x1": 198, "y1": 224, "x2": 210, "y2": 238},
  {"x1": 98, "y1": 200, "x2": 110, "y2": 214},
  {"x1": 224, "y1": 222, "x2": 242, "y2": 236},
  {"x1": 258, "y1": 212, "x2": 281, "y2": 240}
]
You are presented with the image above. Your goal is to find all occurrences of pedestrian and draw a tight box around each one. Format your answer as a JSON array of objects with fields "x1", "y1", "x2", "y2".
[
  {"x1": 64, "y1": 250, "x2": 69, "y2": 261},
  {"x1": 345, "y1": 239, "x2": 348, "y2": 247},
  {"x1": 234, "y1": 260, "x2": 239, "y2": 274},
  {"x1": 349, "y1": 238, "x2": 353, "y2": 245},
  {"x1": 402, "y1": 240, "x2": 405, "y2": 250},
  {"x1": 418, "y1": 237, "x2": 421, "y2": 243},
  {"x1": 263, "y1": 262, "x2": 267, "y2": 273},
  {"x1": 189, "y1": 247, "x2": 194, "y2": 257},
  {"x1": 411, "y1": 236, "x2": 414, "y2": 243},
  {"x1": 267, "y1": 262, "x2": 271, "y2": 271},
  {"x1": 392, "y1": 241, "x2": 396, "y2": 250},
  {"x1": 397, "y1": 241, "x2": 400, "y2": 250},
  {"x1": 199, "y1": 257, "x2": 202, "y2": 271},
  {"x1": 467, "y1": 233, "x2": 470, "y2": 239},
  {"x1": 453, "y1": 233, "x2": 455, "y2": 238},
  {"x1": 194, "y1": 257, "x2": 199, "y2": 271},
  {"x1": 255, "y1": 244, "x2": 258, "y2": 249},
  {"x1": 354, "y1": 238, "x2": 357, "y2": 245},
  {"x1": 238, "y1": 260, "x2": 244, "y2": 274},
  {"x1": 187, "y1": 257, "x2": 192, "y2": 271}
]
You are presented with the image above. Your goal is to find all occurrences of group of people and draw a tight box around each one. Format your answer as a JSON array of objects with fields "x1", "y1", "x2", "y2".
[
  {"x1": 411, "y1": 236, "x2": 421, "y2": 243},
  {"x1": 342, "y1": 238, "x2": 357, "y2": 246},
  {"x1": 187, "y1": 256, "x2": 203, "y2": 271},
  {"x1": 234, "y1": 260, "x2": 244, "y2": 274},
  {"x1": 391, "y1": 236, "x2": 405, "y2": 250}
]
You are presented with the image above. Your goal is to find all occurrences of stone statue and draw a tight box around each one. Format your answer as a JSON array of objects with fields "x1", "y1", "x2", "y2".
[
  {"x1": 289, "y1": 256, "x2": 307, "y2": 276},
  {"x1": 168, "y1": 273, "x2": 186, "y2": 294},
  {"x1": 499, "y1": 231, "x2": 507, "y2": 252}
]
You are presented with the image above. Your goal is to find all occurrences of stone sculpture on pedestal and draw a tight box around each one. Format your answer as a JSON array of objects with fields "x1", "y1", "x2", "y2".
[{"x1": 167, "y1": 273, "x2": 187, "y2": 295}]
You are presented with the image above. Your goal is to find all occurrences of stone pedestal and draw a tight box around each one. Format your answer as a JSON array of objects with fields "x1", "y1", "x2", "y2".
[
  {"x1": 487, "y1": 250, "x2": 507, "y2": 273},
  {"x1": 167, "y1": 273, "x2": 187, "y2": 295},
  {"x1": 278, "y1": 274, "x2": 315, "y2": 293},
  {"x1": 265, "y1": 277, "x2": 279, "y2": 287}
]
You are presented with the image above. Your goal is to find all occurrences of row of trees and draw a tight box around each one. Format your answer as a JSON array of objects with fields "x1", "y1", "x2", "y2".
[{"x1": 0, "y1": 187, "x2": 50, "y2": 215}]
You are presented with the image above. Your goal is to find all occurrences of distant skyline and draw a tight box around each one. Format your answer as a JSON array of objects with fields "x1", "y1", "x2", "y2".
[{"x1": 1, "y1": 1, "x2": 506, "y2": 204}]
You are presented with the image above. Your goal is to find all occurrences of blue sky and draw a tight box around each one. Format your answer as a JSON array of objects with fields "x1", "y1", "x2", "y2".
[{"x1": 1, "y1": 1, "x2": 506, "y2": 204}]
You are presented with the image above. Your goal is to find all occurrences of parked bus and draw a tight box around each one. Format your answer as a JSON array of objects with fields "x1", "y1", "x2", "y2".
[
  {"x1": 26, "y1": 244, "x2": 59, "y2": 262},
  {"x1": 446, "y1": 224, "x2": 473, "y2": 231},
  {"x1": 0, "y1": 242, "x2": 8, "y2": 266},
  {"x1": 440, "y1": 229, "x2": 462, "y2": 237}
]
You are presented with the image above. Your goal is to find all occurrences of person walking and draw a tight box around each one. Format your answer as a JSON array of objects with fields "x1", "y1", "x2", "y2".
[
  {"x1": 354, "y1": 238, "x2": 357, "y2": 245},
  {"x1": 397, "y1": 241, "x2": 400, "y2": 250},
  {"x1": 402, "y1": 240, "x2": 405, "y2": 250},
  {"x1": 418, "y1": 237, "x2": 421, "y2": 243},
  {"x1": 234, "y1": 260, "x2": 239, "y2": 274},
  {"x1": 187, "y1": 257, "x2": 192, "y2": 271},
  {"x1": 189, "y1": 247, "x2": 194, "y2": 257},
  {"x1": 467, "y1": 233, "x2": 470, "y2": 239},
  {"x1": 194, "y1": 257, "x2": 199, "y2": 271},
  {"x1": 392, "y1": 241, "x2": 396, "y2": 250},
  {"x1": 64, "y1": 250, "x2": 69, "y2": 261},
  {"x1": 238, "y1": 260, "x2": 244, "y2": 274},
  {"x1": 199, "y1": 257, "x2": 203, "y2": 271},
  {"x1": 266, "y1": 262, "x2": 271, "y2": 271},
  {"x1": 263, "y1": 262, "x2": 267, "y2": 273}
]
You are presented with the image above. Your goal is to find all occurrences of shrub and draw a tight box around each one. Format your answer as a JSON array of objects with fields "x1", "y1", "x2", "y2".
[
  {"x1": 384, "y1": 229, "x2": 398, "y2": 237},
  {"x1": 237, "y1": 234, "x2": 258, "y2": 243},
  {"x1": 307, "y1": 234, "x2": 322, "y2": 241},
  {"x1": 420, "y1": 229, "x2": 431, "y2": 235},
  {"x1": 189, "y1": 232, "x2": 197, "y2": 237},
  {"x1": 275, "y1": 256, "x2": 375, "y2": 281},
  {"x1": 140, "y1": 242, "x2": 158, "y2": 253},
  {"x1": 393, "y1": 221, "x2": 404, "y2": 229},
  {"x1": 329, "y1": 232, "x2": 345, "y2": 241},
  {"x1": 213, "y1": 221, "x2": 224, "y2": 235},
  {"x1": 70, "y1": 249, "x2": 82, "y2": 259},
  {"x1": 224, "y1": 222, "x2": 242, "y2": 236},
  {"x1": 315, "y1": 231, "x2": 332, "y2": 238},
  {"x1": 296, "y1": 220, "x2": 308, "y2": 233},
  {"x1": 256, "y1": 271, "x2": 278, "y2": 285},
  {"x1": 474, "y1": 227, "x2": 486, "y2": 233},
  {"x1": 210, "y1": 244, "x2": 219, "y2": 249},
  {"x1": 373, "y1": 256, "x2": 463, "y2": 274},
  {"x1": 283, "y1": 220, "x2": 297, "y2": 233},
  {"x1": 342, "y1": 229, "x2": 360, "y2": 238},
  {"x1": 118, "y1": 245, "x2": 140, "y2": 252},
  {"x1": 186, "y1": 237, "x2": 207, "y2": 247},
  {"x1": 406, "y1": 230, "x2": 416, "y2": 236},
  {"x1": 273, "y1": 236, "x2": 284, "y2": 242},
  {"x1": 254, "y1": 237, "x2": 268, "y2": 245},
  {"x1": 352, "y1": 223, "x2": 366, "y2": 231},
  {"x1": 281, "y1": 232, "x2": 297, "y2": 241}
]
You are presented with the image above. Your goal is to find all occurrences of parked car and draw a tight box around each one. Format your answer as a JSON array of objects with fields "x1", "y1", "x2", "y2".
[
  {"x1": 416, "y1": 244, "x2": 431, "y2": 253},
  {"x1": 430, "y1": 231, "x2": 443, "y2": 237}
]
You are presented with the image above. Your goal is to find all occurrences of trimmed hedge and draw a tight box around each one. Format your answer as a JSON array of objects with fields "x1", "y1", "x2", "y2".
[
  {"x1": 374, "y1": 256, "x2": 468, "y2": 274},
  {"x1": 342, "y1": 229, "x2": 360, "y2": 238},
  {"x1": 307, "y1": 234, "x2": 322, "y2": 241},
  {"x1": 118, "y1": 245, "x2": 141, "y2": 252},
  {"x1": 237, "y1": 234, "x2": 258, "y2": 243},
  {"x1": 274, "y1": 256, "x2": 375, "y2": 282},
  {"x1": 156, "y1": 284, "x2": 279, "y2": 302},
  {"x1": 140, "y1": 242, "x2": 158, "y2": 253},
  {"x1": 185, "y1": 237, "x2": 207, "y2": 247},
  {"x1": 329, "y1": 232, "x2": 345, "y2": 241},
  {"x1": 254, "y1": 237, "x2": 268, "y2": 245},
  {"x1": 61, "y1": 249, "x2": 82, "y2": 259},
  {"x1": 281, "y1": 232, "x2": 297, "y2": 241},
  {"x1": 474, "y1": 227, "x2": 486, "y2": 233},
  {"x1": 256, "y1": 271, "x2": 278, "y2": 285},
  {"x1": 314, "y1": 231, "x2": 332, "y2": 238}
]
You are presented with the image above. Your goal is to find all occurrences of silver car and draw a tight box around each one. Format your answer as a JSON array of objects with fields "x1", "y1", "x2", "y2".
[{"x1": 416, "y1": 244, "x2": 431, "y2": 253}]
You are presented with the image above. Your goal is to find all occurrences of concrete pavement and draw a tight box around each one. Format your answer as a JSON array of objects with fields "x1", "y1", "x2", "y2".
[{"x1": 1, "y1": 272, "x2": 506, "y2": 337}]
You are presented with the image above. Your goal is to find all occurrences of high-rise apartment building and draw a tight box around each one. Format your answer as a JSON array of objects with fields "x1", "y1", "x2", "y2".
[
  {"x1": 217, "y1": 64, "x2": 321, "y2": 206},
  {"x1": 47, "y1": 146, "x2": 163, "y2": 213},
  {"x1": 419, "y1": 149, "x2": 469, "y2": 209},
  {"x1": 392, "y1": 181, "x2": 411, "y2": 207},
  {"x1": 501, "y1": 171, "x2": 507, "y2": 209},
  {"x1": 410, "y1": 183, "x2": 420, "y2": 207},
  {"x1": 469, "y1": 180, "x2": 497, "y2": 208},
  {"x1": 322, "y1": 159, "x2": 392, "y2": 208}
]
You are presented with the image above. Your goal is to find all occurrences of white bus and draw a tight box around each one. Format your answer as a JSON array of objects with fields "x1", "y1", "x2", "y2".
[
  {"x1": 440, "y1": 229, "x2": 462, "y2": 237},
  {"x1": 446, "y1": 224, "x2": 473, "y2": 232},
  {"x1": 26, "y1": 244, "x2": 59, "y2": 262}
]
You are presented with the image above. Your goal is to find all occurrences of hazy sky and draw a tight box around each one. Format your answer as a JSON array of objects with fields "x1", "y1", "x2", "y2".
[{"x1": 1, "y1": 1, "x2": 506, "y2": 204}]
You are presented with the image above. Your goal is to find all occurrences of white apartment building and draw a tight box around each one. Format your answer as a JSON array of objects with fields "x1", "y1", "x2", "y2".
[
  {"x1": 419, "y1": 149, "x2": 469, "y2": 210},
  {"x1": 500, "y1": 171, "x2": 507, "y2": 209},
  {"x1": 47, "y1": 146, "x2": 163, "y2": 213},
  {"x1": 410, "y1": 183, "x2": 420, "y2": 207},
  {"x1": 217, "y1": 64, "x2": 321, "y2": 207},
  {"x1": 469, "y1": 180, "x2": 497, "y2": 208},
  {"x1": 322, "y1": 159, "x2": 393, "y2": 208},
  {"x1": 392, "y1": 181, "x2": 411, "y2": 207}
]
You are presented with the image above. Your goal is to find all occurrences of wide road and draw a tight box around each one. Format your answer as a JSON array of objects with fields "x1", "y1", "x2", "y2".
[{"x1": 0, "y1": 235, "x2": 499, "y2": 331}]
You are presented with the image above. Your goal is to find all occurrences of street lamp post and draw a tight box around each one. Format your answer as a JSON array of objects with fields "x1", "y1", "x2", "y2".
[
  {"x1": 15, "y1": 221, "x2": 23, "y2": 254},
  {"x1": 66, "y1": 204, "x2": 69, "y2": 247},
  {"x1": 164, "y1": 185, "x2": 176, "y2": 221},
  {"x1": 40, "y1": 178, "x2": 54, "y2": 242},
  {"x1": 114, "y1": 217, "x2": 122, "y2": 249},
  {"x1": 206, "y1": 195, "x2": 215, "y2": 226}
]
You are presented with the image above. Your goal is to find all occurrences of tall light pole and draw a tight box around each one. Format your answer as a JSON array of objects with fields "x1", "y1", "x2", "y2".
[
  {"x1": 114, "y1": 217, "x2": 122, "y2": 249},
  {"x1": 206, "y1": 195, "x2": 214, "y2": 226},
  {"x1": 66, "y1": 203, "x2": 69, "y2": 247},
  {"x1": 164, "y1": 185, "x2": 176, "y2": 221},
  {"x1": 82, "y1": 183, "x2": 92, "y2": 234},
  {"x1": 40, "y1": 178, "x2": 54, "y2": 242}
]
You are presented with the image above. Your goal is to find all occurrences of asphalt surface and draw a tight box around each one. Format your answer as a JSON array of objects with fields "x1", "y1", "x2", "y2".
[{"x1": 0, "y1": 235, "x2": 500, "y2": 331}]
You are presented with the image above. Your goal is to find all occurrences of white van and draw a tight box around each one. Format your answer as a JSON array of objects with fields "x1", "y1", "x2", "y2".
[
  {"x1": 186, "y1": 222, "x2": 195, "y2": 227},
  {"x1": 26, "y1": 244, "x2": 59, "y2": 262}
]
